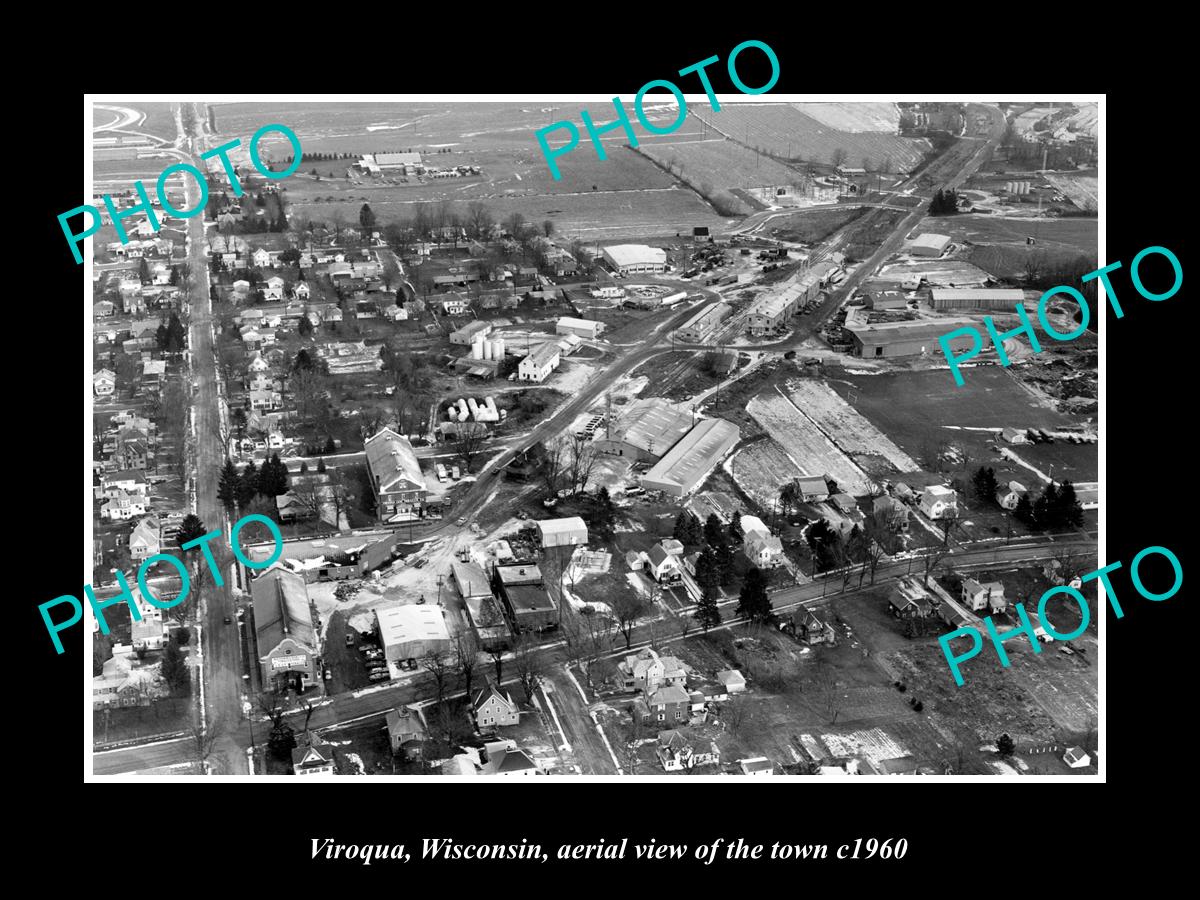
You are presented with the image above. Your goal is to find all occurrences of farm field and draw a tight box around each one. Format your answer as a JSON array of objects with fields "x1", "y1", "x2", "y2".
[
  {"x1": 825, "y1": 367, "x2": 1077, "y2": 469},
  {"x1": 783, "y1": 379, "x2": 920, "y2": 473},
  {"x1": 727, "y1": 438, "x2": 805, "y2": 512},
  {"x1": 693, "y1": 103, "x2": 931, "y2": 171},
  {"x1": 1043, "y1": 173, "x2": 1098, "y2": 213},
  {"x1": 95, "y1": 101, "x2": 179, "y2": 144},
  {"x1": 747, "y1": 388, "x2": 871, "y2": 496},
  {"x1": 913, "y1": 215, "x2": 1097, "y2": 255},
  {"x1": 797, "y1": 102, "x2": 903, "y2": 133}
]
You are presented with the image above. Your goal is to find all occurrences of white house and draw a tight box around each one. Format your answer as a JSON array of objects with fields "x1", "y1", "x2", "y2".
[
  {"x1": 739, "y1": 757, "x2": 774, "y2": 776},
  {"x1": 473, "y1": 683, "x2": 520, "y2": 730},
  {"x1": 252, "y1": 247, "x2": 273, "y2": 268},
  {"x1": 1001, "y1": 427, "x2": 1029, "y2": 444},
  {"x1": 961, "y1": 577, "x2": 1007, "y2": 613},
  {"x1": 93, "y1": 369, "x2": 117, "y2": 397},
  {"x1": 128, "y1": 516, "x2": 161, "y2": 562},
  {"x1": 646, "y1": 543, "x2": 682, "y2": 583},
  {"x1": 739, "y1": 514, "x2": 783, "y2": 568},
  {"x1": 1063, "y1": 746, "x2": 1091, "y2": 768},
  {"x1": 919, "y1": 485, "x2": 958, "y2": 520},
  {"x1": 996, "y1": 481, "x2": 1028, "y2": 510}
]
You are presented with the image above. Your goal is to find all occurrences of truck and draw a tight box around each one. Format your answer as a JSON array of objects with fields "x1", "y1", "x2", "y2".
[
  {"x1": 451, "y1": 465, "x2": 461, "y2": 480},
  {"x1": 436, "y1": 464, "x2": 448, "y2": 482}
]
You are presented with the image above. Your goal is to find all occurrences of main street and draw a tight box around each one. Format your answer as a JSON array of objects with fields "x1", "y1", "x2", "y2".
[{"x1": 176, "y1": 103, "x2": 247, "y2": 774}]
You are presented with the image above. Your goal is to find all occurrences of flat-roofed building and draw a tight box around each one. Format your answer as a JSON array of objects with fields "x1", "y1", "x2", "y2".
[
  {"x1": 536, "y1": 516, "x2": 589, "y2": 549},
  {"x1": 450, "y1": 320, "x2": 493, "y2": 345},
  {"x1": 909, "y1": 233, "x2": 951, "y2": 257},
  {"x1": 373, "y1": 151, "x2": 422, "y2": 169},
  {"x1": 844, "y1": 309, "x2": 978, "y2": 359},
  {"x1": 556, "y1": 317, "x2": 605, "y2": 340},
  {"x1": 374, "y1": 604, "x2": 452, "y2": 664},
  {"x1": 928, "y1": 288, "x2": 1028, "y2": 310},
  {"x1": 641, "y1": 418, "x2": 740, "y2": 498},
  {"x1": 676, "y1": 302, "x2": 731, "y2": 342},
  {"x1": 365, "y1": 427, "x2": 427, "y2": 522},
  {"x1": 491, "y1": 563, "x2": 557, "y2": 632},
  {"x1": 867, "y1": 290, "x2": 908, "y2": 310},
  {"x1": 251, "y1": 564, "x2": 321, "y2": 693},
  {"x1": 593, "y1": 397, "x2": 695, "y2": 462},
  {"x1": 602, "y1": 244, "x2": 667, "y2": 275}
]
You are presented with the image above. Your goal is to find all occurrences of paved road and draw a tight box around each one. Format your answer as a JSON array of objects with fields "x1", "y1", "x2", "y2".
[
  {"x1": 176, "y1": 102, "x2": 247, "y2": 774},
  {"x1": 93, "y1": 737, "x2": 194, "y2": 775}
]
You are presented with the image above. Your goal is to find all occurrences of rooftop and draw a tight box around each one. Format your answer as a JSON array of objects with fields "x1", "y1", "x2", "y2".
[
  {"x1": 375, "y1": 604, "x2": 450, "y2": 646},
  {"x1": 643, "y1": 418, "x2": 740, "y2": 492},
  {"x1": 605, "y1": 398, "x2": 694, "y2": 456},
  {"x1": 251, "y1": 565, "x2": 316, "y2": 654},
  {"x1": 602, "y1": 244, "x2": 667, "y2": 267}
]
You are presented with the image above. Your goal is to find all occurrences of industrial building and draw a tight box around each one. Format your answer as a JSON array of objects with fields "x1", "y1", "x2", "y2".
[
  {"x1": 928, "y1": 288, "x2": 1027, "y2": 311},
  {"x1": 908, "y1": 233, "x2": 951, "y2": 257},
  {"x1": 866, "y1": 290, "x2": 908, "y2": 310},
  {"x1": 450, "y1": 320, "x2": 493, "y2": 345},
  {"x1": 744, "y1": 261, "x2": 839, "y2": 335},
  {"x1": 491, "y1": 563, "x2": 557, "y2": 632},
  {"x1": 844, "y1": 310, "x2": 979, "y2": 359},
  {"x1": 676, "y1": 302, "x2": 731, "y2": 342},
  {"x1": 641, "y1": 417, "x2": 740, "y2": 498},
  {"x1": 517, "y1": 342, "x2": 561, "y2": 382},
  {"x1": 251, "y1": 564, "x2": 321, "y2": 694},
  {"x1": 593, "y1": 397, "x2": 695, "y2": 462},
  {"x1": 364, "y1": 427, "x2": 427, "y2": 522},
  {"x1": 556, "y1": 317, "x2": 605, "y2": 340},
  {"x1": 374, "y1": 604, "x2": 452, "y2": 664},
  {"x1": 601, "y1": 244, "x2": 668, "y2": 275},
  {"x1": 536, "y1": 516, "x2": 589, "y2": 549}
]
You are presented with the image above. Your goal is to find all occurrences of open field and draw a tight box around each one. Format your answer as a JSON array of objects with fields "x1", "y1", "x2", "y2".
[
  {"x1": 747, "y1": 388, "x2": 871, "y2": 495},
  {"x1": 728, "y1": 438, "x2": 805, "y2": 512},
  {"x1": 784, "y1": 379, "x2": 920, "y2": 474},
  {"x1": 693, "y1": 104, "x2": 931, "y2": 171},
  {"x1": 765, "y1": 206, "x2": 864, "y2": 243},
  {"x1": 96, "y1": 101, "x2": 178, "y2": 144},
  {"x1": 826, "y1": 367, "x2": 1077, "y2": 470},
  {"x1": 914, "y1": 215, "x2": 1097, "y2": 255},
  {"x1": 637, "y1": 138, "x2": 806, "y2": 193},
  {"x1": 877, "y1": 258, "x2": 994, "y2": 286}
]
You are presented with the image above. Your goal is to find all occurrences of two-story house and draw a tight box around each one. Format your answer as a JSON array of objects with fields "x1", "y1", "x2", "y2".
[
  {"x1": 656, "y1": 729, "x2": 721, "y2": 772},
  {"x1": 619, "y1": 647, "x2": 688, "y2": 694},
  {"x1": 473, "y1": 682, "x2": 520, "y2": 731}
]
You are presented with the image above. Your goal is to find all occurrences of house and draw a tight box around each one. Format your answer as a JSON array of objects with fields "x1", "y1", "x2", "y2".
[
  {"x1": 386, "y1": 706, "x2": 428, "y2": 760},
  {"x1": 996, "y1": 481, "x2": 1028, "y2": 510},
  {"x1": 292, "y1": 730, "x2": 336, "y2": 776},
  {"x1": 480, "y1": 744, "x2": 541, "y2": 777},
  {"x1": 252, "y1": 247, "x2": 273, "y2": 268},
  {"x1": 517, "y1": 342, "x2": 561, "y2": 383},
  {"x1": 473, "y1": 682, "x2": 521, "y2": 730},
  {"x1": 93, "y1": 369, "x2": 116, "y2": 397},
  {"x1": 872, "y1": 494, "x2": 910, "y2": 531},
  {"x1": 656, "y1": 729, "x2": 720, "y2": 771},
  {"x1": 889, "y1": 577, "x2": 934, "y2": 618},
  {"x1": 739, "y1": 757, "x2": 774, "y2": 776},
  {"x1": 794, "y1": 475, "x2": 830, "y2": 502},
  {"x1": 276, "y1": 491, "x2": 315, "y2": 523},
  {"x1": 919, "y1": 485, "x2": 958, "y2": 520},
  {"x1": 100, "y1": 489, "x2": 147, "y2": 521},
  {"x1": 660, "y1": 538, "x2": 684, "y2": 557},
  {"x1": 716, "y1": 669, "x2": 746, "y2": 693},
  {"x1": 646, "y1": 542, "x2": 682, "y2": 584},
  {"x1": 878, "y1": 756, "x2": 920, "y2": 776},
  {"x1": 740, "y1": 516, "x2": 784, "y2": 568},
  {"x1": 440, "y1": 294, "x2": 471, "y2": 315},
  {"x1": 233, "y1": 278, "x2": 251, "y2": 294},
  {"x1": 797, "y1": 610, "x2": 836, "y2": 644},
  {"x1": 1001, "y1": 427, "x2": 1029, "y2": 444},
  {"x1": 128, "y1": 516, "x2": 161, "y2": 562},
  {"x1": 640, "y1": 684, "x2": 691, "y2": 725},
  {"x1": 619, "y1": 648, "x2": 688, "y2": 694},
  {"x1": 294, "y1": 282, "x2": 311, "y2": 300},
  {"x1": 1063, "y1": 746, "x2": 1091, "y2": 768},
  {"x1": 962, "y1": 577, "x2": 1007, "y2": 614}
]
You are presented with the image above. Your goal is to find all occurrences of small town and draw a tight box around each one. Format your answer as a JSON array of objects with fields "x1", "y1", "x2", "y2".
[{"x1": 89, "y1": 97, "x2": 1099, "y2": 779}]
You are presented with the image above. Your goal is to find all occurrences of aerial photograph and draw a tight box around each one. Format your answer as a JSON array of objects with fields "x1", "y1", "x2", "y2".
[{"x1": 88, "y1": 97, "x2": 1100, "y2": 778}]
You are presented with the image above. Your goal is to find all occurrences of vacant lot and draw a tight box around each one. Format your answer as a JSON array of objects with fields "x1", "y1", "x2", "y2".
[
  {"x1": 784, "y1": 379, "x2": 920, "y2": 473},
  {"x1": 1043, "y1": 172, "x2": 1098, "y2": 212},
  {"x1": 915, "y1": 215, "x2": 1097, "y2": 256},
  {"x1": 694, "y1": 104, "x2": 930, "y2": 171},
  {"x1": 728, "y1": 438, "x2": 805, "y2": 512},
  {"x1": 747, "y1": 388, "x2": 871, "y2": 495},
  {"x1": 638, "y1": 138, "x2": 805, "y2": 194},
  {"x1": 766, "y1": 206, "x2": 865, "y2": 243}
]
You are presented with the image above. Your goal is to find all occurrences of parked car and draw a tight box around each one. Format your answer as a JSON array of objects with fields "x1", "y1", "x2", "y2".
[
  {"x1": 369, "y1": 671, "x2": 390, "y2": 682},
  {"x1": 345, "y1": 634, "x2": 355, "y2": 647},
  {"x1": 413, "y1": 558, "x2": 428, "y2": 569},
  {"x1": 457, "y1": 517, "x2": 467, "y2": 526}
]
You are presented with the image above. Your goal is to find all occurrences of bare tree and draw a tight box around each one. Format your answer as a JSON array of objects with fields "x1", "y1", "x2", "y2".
[
  {"x1": 466, "y1": 201, "x2": 493, "y2": 241},
  {"x1": 666, "y1": 604, "x2": 693, "y2": 642},
  {"x1": 565, "y1": 432, "x2": 600, "y2": 496},
  {"x1": 510, "y1": 632, "x2": 547, "y2": 703},
  {"x1": 190, "y1": 717, "x2": 223, "y2": 773},
  {"x1": 621, "y1": 713, "x2": 649, "y2": 775},
  {"x1": 535, "y1": 439, "x2": 566, "y2": 497},
  {"x1": 455, "y1": 423, "x2": 489, "y2": 475},
  {"x1": 721, "y1": 693, "x2": 752, "y2": 738},
  {"x1": 421, "y1": 649, "x2": 455, "y2": 706},
  {"x1": 922, "y1": 513, "x2": 961, "y2": 588},
  {"x1": 611, "y1": 589, "x2": 650, "y2": 650},
  {"x1": 861, "y1": 508, "x2": 902, "y2": 586},
  {"x1": 453, "y1": 632, "x2": 481, "y2": 703},
  {"x1": 808, "y1": 656, "x2": 842, "y2": 725},
  {"x1": 486, "y1": 641, "x2": 507, "y2": 686}
]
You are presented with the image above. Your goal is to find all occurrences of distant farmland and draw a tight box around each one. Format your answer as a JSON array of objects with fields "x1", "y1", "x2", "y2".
[
  {"x1": 693, "y1": 103, "x2": 930, "y2": 172},
  {"x1": 638, "y1": 137, "x2": 804, "y2": 192}
]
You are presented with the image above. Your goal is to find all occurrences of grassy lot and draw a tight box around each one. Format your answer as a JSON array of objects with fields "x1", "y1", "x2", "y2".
[
  {"x1": 320, "y1": 717, "x2": 398, "y2": 775},
  {"x1": 93, "y1": 698, "x2": 192, "y2": 745},
  {"x1": 637, "y1": 139, "x2": 806, "y2": 194},
  {"x1": 766, "y1": 207, "x2": 865, "y2": 243}
]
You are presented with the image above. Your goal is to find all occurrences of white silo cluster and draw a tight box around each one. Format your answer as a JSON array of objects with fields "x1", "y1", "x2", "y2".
[
  {"x1": 444, "y1": 395, "x2": 504, "y2": 423},
  {"x1": 470, "y1": 334, "x2": 508, "y2": 361}
]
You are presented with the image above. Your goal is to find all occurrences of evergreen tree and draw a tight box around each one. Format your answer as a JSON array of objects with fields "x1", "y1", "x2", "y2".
[
  {"x1": 299, "y1": 461, "x2": 309, "y2": 474},
  {"x1": 672, "y1": 510, "x2": 702, "y2": 546},
  {"x1": 729, "y1": 509, "x2": 743, "y2": 542},
  {"x1": 996, "y1": 733, "x2": 1016, "y2": 757},
  {"x1": 298, "y1": 315, "x2": 313, "y2": 337},
  {"x1": 269, "y1": 720, "x2": 297, "y2": 761},
  {"x1": 161, "y1": 639, "x2": 190, "y2": 694},
  {"x1": 1013, "y1": 493, "x2": 1036, "y2": 526},
  {"x1": 237, "y1": 460, "x2": 259, "y2": 508},
  {"x1": 138, "y1": 256, "x2": 151, "y2": 284},
  {"x1": 1056, "y1": 480, "x2": 1085, "y2": 528},
  {"x1": 316, "y1": 458, "x2": 327, "y2": 474},
  {"x1": 218, "y1": 459, "x2": 239, "y2": 511},
  {"x1": 324, "y1": 436, "x2": 337, "y2": 453},
  {"x1": 258, "y1": 453, "x2": 290, "y2": 497},
  {"x1": 704, "y1": 513, "x2": 727, "y2": 549},
  {"x1": 359, "y1": 203, "x2": 376, "y2": 231},
  {"x1": 694, "y1": 588, "x2": 723, "y2": 632},
  {"x1": 972, "y1": 466, "x2": 998, "y2": 503},
  {"x1": 714, "y1": 541, "x2": 736, "y2": 587},
  {"x1": 1034, "y1": 482, "x2": 1061, "y2": 529},
  {"x1": 736, "y1": 567, "x2": 772, "y2": 623},
  {"x1": 694, "y1": 546, "x2": 720, "y2": 595},
  {"x1": 177, "y1": 514, "x2": 206, "y2": 547}
]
